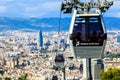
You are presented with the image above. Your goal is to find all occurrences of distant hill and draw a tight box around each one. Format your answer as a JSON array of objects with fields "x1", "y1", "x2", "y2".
[{"x1": 0, "y1": 17, "x2": 119, "y2": 31}]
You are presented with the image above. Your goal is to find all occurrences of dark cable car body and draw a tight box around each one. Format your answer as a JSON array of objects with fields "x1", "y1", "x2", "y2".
[
  {"x1": 69, "y1": 10, "x2": 107, "y2": 58},
  {"x1": 52, "y1": 75, "x2": 58, "y2": 80},
  {"x1": 59, "y1": 0, "x2": 113, "y2": 79},
  {"x1": 54, "y1": 54, "x2": 65, "y2": 67}
]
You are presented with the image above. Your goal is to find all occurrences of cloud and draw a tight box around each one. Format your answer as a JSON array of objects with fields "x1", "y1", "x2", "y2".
[
  {"x1": 115, "y1": 12, "x2": 120, "y2": 18},
  {"x1": 0, "y1": 6, "x2": 6, "y2": 12},
  {"x1": 104, "y1": 11, "x2": 120, "y2": 18},
  {"x1": 111, "y1": 1, "x2": 120, "y2": 9},
  {"x1": 0, "y1": 0, "x2": 13, "y2": 2},
  {"x1": 104, "y1": 1, "x2": 120, "y2": 17},
  {"x1": 0, "y1": 0, "x2": 119, "y2": 18},
  {"x1": 23, "y1": 1, "x2": 61, "y2": 17},
  {"x1": 40, "y1": 1, "x2": 61, "y2": 11}
]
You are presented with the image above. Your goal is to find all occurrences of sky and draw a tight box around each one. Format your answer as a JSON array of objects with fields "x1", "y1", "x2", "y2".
[{"x1": 0, "y1": 0, "x2": 119, "y2": 18}]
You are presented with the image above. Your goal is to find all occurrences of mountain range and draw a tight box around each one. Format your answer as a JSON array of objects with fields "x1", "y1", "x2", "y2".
[{"x1": 0, "y1": 17, "x2": 119, "y2": 32}]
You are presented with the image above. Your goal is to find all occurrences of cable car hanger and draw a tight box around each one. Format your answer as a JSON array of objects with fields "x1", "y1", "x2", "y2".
[
  {"x1": 61, "y1": 0, "x2": 113, "y2": 14},
  {"x1": 60, "y1": 0, "x2": 113, "y2": 58}
]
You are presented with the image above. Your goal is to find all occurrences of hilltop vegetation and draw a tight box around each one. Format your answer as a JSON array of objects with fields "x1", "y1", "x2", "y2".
[{"x1": 100, "y1": 68, "x2": 120, "y2": 80}]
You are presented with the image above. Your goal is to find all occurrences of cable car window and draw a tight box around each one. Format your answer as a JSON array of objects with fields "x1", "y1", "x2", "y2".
[
  {"x1": 72, "y1": 16, "x2": 105, "y2": 46},
  {"x1": 89, "y1": 17, "x2": 99, "y2": 22}
]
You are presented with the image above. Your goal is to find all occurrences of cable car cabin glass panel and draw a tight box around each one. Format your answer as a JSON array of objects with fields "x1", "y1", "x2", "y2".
[{"x1": 72, "y1": 16, "x2": 105, "y2": 46}]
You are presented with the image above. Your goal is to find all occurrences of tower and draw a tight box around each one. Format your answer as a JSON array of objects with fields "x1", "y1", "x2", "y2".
[
  {"x1": 117, "y1": 35, "x2": 120, "y2": 43},
  {"x1": 38, "y1": 30, "x2": 43, "y2": 49},
  {"x1": 91, "y1": 59, "x2": 104, "y2": 80}
]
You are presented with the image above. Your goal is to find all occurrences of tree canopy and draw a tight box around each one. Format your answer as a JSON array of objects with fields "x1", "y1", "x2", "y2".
[
  {"x1": 0, "y1": 70, "x2": 5, "y2": 76},
  {"x1": 100, "y1": 68, "x2": 120, "y2": 80},
  {"x1": 5, "y1": 77, "x2": 12, "y2": 80},
  {"x1": 18, "y1": 73, "x2": 27, "y2": 80}
]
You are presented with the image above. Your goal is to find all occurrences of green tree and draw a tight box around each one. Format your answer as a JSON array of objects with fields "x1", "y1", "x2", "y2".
[
  {"x1": 4, "y1": 77, "x2": 12, "y2": 80},
  {"x1": 0, "y1": 70, "x2": 5, "y2": 76},
  {"x1": 100, "y1": 68, "x2": 120, "y2": 80},
  {"x1": 18, "y1": 73, "x2": 27, "y2": 80},
  {"x1": 0, "y1": 70, "x2": 5, "y2": 80},
  {"x1": 112, "y1": 76, "x2": 120, "y2": 80}
]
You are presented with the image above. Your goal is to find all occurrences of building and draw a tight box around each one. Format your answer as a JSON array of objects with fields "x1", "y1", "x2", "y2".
[
  {"x1": 117, "y1": 35, "x2": 120, "y2": 43},
  {"x1": 38, "y1": 30, "x2": 43, "y2": 48},
  {"x1": 91, "y1": 59, "x2": 104, "y2": 80}
]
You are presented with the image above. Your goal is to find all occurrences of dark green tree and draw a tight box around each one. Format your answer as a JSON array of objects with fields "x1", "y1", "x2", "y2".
[
  {"x1": 0, "y1": 70, "x2": 5, "y2": 76},
  {"x1": 0, "y1": 70, "x2": 5, "y2": 80},
  {"x1": 100, "y1": 68, "x2": 120, "y2": 80},
  {"x1": 18, "y1": 73, "x2": 27, "y2": 80},
  {"x1": 5, "y1": 77, "x2": 12, "y2": 80}
]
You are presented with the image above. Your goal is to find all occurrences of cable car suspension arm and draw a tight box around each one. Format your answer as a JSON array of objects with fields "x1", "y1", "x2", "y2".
[{"x1": 61, "y1": 0, "x2": 113, "y2": 14}]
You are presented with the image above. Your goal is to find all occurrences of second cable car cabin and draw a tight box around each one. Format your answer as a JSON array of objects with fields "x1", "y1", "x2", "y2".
[
  {"x1": 69, "y1": 10, "x2": 107, "y2": 58},
  {"x1": 55, "y1": 54, "x2": 65, "y2": 68}
]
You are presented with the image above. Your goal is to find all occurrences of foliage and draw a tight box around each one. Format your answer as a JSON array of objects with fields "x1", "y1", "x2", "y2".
[
  {"x1": 104, "y1": 52, "x2": 118, "y2": 58},
  {"x1": 0, "y1": 70, "x2": 5, "y2": 76},
  {"x1": 18, "y1": 73, "x2": 27, "y2": 80},
  {"x1": 5, "y1": 77, "x2": 12, "y2": 80},
  {"x1": 100, "y1": 68, "x2": 120, "y2": 80}
]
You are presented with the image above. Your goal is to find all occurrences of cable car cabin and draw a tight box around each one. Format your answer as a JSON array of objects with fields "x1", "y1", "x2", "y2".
[
  {"x1": 69, "y1": 10, "x2": 107, "y2": 58},
  {"x1": 54, "y1": 54, "x2": 65, "y2": 67}
]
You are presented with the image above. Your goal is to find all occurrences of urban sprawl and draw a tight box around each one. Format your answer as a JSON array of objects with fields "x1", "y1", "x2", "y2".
[{"x1": 0, "y1": 30, "x2": 120, "y2": 80}]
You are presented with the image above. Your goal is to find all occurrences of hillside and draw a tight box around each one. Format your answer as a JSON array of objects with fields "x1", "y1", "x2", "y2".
[{"x1": 0, "y1": 17, "x2": 119, "y2": 31}]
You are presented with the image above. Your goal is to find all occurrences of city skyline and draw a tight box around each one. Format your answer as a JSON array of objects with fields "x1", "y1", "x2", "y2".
[
  {"x1": 0, "y1": 0, "x2": 119, "y2": 18},
  {"x1": 0, "y1": 30, "x2": 120, "y2": 79},
  {"x1": 0, "y1": 0, "x2": 120, "y2": 80}
]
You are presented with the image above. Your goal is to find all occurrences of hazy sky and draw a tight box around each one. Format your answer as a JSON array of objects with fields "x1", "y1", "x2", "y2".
[{"x1": 0, "y1": 0, "x2": 119, "y2": 18}]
